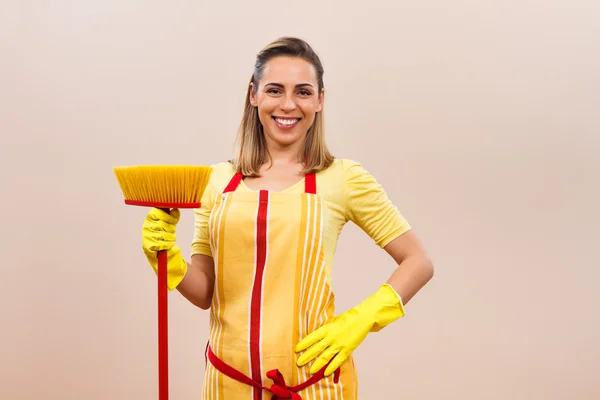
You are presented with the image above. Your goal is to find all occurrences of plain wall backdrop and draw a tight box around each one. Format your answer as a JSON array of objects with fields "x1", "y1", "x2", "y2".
[{"x1": 1, "y1": 1, "x2": 599, "y2": 399}]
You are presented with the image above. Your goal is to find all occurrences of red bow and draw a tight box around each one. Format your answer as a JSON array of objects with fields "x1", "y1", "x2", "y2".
[
  {"x1": 266, "y1": 369, "x2": 302, "y2": 399},
  {"x1": 206, "y1": 344, "x2": 340, "y2": 399}
]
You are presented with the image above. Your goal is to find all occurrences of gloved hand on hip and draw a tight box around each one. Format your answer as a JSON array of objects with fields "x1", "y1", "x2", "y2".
[
  {"x1": 141, "y1": 207, "x2": 187, "y2": 290},
  {"x1": 295, "y1": 283, "x2": 405, "y2": 376}
]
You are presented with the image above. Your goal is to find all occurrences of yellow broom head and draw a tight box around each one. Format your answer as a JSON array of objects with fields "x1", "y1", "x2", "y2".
[{"x1": 113, "y1": 165, "x2": 213, "y2": 209}]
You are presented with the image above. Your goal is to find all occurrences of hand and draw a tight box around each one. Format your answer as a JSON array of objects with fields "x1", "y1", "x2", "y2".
[
  {"x1": 295, "y1": 284, "x2": 405, "y2": 376},
  {"x1": 142, "y1": 207, "x2": 187, "y2": 290}
]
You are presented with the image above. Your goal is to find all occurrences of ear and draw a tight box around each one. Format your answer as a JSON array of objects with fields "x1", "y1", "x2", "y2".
[
  {"x1": 316, "y1": 88, "x2": 325, "y2": 112},
  {"x1": 249, "y1": 83, "x2": 258, "y2": 107}
]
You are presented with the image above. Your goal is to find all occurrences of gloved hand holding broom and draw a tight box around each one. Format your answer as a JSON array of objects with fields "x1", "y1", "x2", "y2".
[
  {"x1": 114, "y1": 164, "x2": 213, "y2": 400},
  {"x1": 141, "y1": 207, "x2": 188, "y2": 291}
]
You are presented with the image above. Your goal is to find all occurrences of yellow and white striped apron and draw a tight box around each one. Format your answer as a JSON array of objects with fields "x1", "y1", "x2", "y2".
[{"x1": 202, "y1": 172, "x2": 358, "y2": 399}]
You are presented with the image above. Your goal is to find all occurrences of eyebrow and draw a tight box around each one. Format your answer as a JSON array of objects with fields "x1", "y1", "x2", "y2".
[{"x1": 264, "y1": 82, "x2": 314, "y2": 88}]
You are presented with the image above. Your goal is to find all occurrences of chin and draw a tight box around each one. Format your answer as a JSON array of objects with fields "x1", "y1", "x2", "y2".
[
  {"x1": 271, "y1": 132, "x2": 304, "y2": 147},
  {"x1": 267, "y1": 118, "x2": 307, "y2": 145}
]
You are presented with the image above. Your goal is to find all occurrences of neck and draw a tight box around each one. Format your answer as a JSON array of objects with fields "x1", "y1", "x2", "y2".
[{"x1": 264, "y1": 140, "x2": 304, "y2": 166}]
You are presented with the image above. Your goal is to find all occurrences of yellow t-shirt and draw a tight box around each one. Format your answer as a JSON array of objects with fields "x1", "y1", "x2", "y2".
[{"x1": 190, "y1": 158, "x2": 411, "y2": 280}]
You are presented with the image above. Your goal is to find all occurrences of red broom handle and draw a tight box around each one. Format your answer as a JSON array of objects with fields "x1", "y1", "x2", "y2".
[{"x1": 157, "y1": 249, "x2": 169, "y2": 400}]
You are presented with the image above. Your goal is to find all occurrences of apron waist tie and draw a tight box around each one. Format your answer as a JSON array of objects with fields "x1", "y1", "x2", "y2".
[{"x1": 205, "y1": 344, "x2": 340, "y2": 399}]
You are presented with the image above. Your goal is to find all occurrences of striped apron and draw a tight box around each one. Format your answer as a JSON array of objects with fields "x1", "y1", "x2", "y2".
[{"x1": 202, "y1": 171, "x2": 358, "y2": 399}]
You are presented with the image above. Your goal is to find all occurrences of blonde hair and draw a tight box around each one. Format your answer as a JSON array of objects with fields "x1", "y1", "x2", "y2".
[{"x1": 232, "y1": 36, "x2": 334, "y2": 177}]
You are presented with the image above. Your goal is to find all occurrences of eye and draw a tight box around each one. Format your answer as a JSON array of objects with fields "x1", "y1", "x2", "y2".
[
  {"x1": 298, "y1": 89, "x2": 312, "y2": 96},
  {"x1": 266, "y1": 88, "x2": 282, "y2": 95}
]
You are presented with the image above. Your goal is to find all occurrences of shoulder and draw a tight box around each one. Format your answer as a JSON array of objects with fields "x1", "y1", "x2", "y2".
[
  {"x1": 315, "y1": 158, "x2": 383, "y2": 211},
  {"x1": 318, "y1": 158, "x2": 374, "y2": 184},
  {"x1": 323, "y1": 158, "x2": 391, "y2": 208},
  {"x1": 209, "y1": 161, "x2": 236, "y2": 175},
  {"x1": 206, "y1": 161, "x2": 237, "y2": 192}
]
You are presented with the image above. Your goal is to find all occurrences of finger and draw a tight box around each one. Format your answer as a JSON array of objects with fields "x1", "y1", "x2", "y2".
[
  {"x1": 169, "y1": 208, "x2": 180, "y2": 223},
  {"x1": 144, "y1": 232, "x2": 177, "y2": 251},
  {"x1": 143, "y1": 228, "x2": 177, "y2": 242},
  {"x1": 323, "y1": 350, "x2": 348, "y2": 377},
  {"x1": 295, "y1": 327, "x2": 327, "y2": 353},
  {"x1": 310, "y1": 345, "x2": 340, "y2": 375},
  {"x1": 144, "y1": 218, "x2": 177, "y2": 234},
  {"x1": 297, "y1": 336, "x2": 331, "y2": 367},
  {"x1": 147, "y1": 208, "x2": 179, "y2": 226}
]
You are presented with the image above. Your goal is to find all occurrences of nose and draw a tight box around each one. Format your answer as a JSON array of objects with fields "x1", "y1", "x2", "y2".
[{"x1": 280, "y1": 94, "x2": 297, "y2": 112}]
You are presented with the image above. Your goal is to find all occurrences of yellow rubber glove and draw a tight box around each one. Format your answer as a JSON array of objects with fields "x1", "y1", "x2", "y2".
[
  {"x1": 295, "y1": 283, "x2": 405, "y2": 376},
  {"x1": 141, "y1": 207, "x2": 187, "y2": 290}
]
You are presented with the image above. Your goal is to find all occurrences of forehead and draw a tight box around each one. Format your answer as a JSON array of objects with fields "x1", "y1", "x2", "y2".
[{"x1": 259, "y1": 56, "x2": 318, "y2": 85}]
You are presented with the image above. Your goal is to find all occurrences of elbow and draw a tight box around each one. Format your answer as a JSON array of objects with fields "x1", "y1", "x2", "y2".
[
  {"x1": 409, "y1": 253, "x2": 434, "y2": 284},
  {"x1": 197, "y1": 300, "x2": 212, "y2": 310},
  {"x1": 421, "y1": 255, "x2": 435, "y2": 282},
  {"x1": 196, "y1": 288, "x2": 215, "y2": 310},
  {"x1": 398, "y1": 253, "x2": 434, "y2": 284},
  {"x1": 427, "y1": 259, "x2": 435, "y2": 282},
  {"x1": 176, "y1": 286, "x2": 213, "y2": 310},
  {"x1": 190, "y1": 293, "x2": 213, "y2": 310}
]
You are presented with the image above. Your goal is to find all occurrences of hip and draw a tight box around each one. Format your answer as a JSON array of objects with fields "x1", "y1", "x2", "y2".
[{"x1": 202, "y1": 343, "x2": 358, "y2": 400}]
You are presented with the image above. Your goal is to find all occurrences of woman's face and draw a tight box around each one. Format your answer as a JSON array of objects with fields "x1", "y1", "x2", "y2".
[{"x1": 250, "y1": 56, "x2": 324, "y2": 152}]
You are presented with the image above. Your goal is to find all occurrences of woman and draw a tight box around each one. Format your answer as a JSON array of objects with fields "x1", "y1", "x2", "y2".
[{"x1": 141, "y1": 37, "x2": 434, "y2": 399}]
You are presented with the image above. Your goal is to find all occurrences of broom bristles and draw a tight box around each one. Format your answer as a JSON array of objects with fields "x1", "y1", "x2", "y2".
[{"x1": 113, "y1": 165, "x2": 213, "y2": 208}]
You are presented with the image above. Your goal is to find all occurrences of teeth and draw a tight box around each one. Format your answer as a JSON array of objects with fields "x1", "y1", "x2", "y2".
[{"x1": 276, "y1": 118, "x2": 298, "y2": 125}]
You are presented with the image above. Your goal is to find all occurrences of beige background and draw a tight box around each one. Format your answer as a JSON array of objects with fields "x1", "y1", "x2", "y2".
[{"x1": 1, "y1": 1, "x2": 599, "y2": 399}]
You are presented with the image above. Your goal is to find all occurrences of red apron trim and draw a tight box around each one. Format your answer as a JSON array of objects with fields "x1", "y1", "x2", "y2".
[
  {"x1": 223, "y1": 172, "x2": 243, "y2": 193},
  {"x1": 305, "y1": 173, "x2": 316, "y2": 194},
  {"x1": 249, "y1": 189, "x2": 269, "y2": 399},
  {"x1": 206, "y1": 345, "x2": 340, "y2": 400}
]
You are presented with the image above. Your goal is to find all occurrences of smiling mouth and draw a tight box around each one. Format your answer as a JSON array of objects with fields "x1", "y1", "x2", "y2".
[{"x1": 272, "y1": 117, "x2": 301, "y2": 129}]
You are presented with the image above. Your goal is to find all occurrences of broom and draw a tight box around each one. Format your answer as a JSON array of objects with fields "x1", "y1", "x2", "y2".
[{"x1": 113, "y1": 165, "x2": 213, "y2": 400}]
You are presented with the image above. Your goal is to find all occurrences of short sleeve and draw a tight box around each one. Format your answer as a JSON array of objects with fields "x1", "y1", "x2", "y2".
[
  {"x1": 190, "y1": 177, "x2": 216, "y2": 257},
  {"x1": 343, "y1": 159, "x2": 411, "y2": 248}
]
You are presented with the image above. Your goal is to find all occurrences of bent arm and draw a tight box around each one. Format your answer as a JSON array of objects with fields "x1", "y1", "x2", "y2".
[
  {"x1": 341, "y1": 160, "x2": 433, "y2": 304},
  {"x1": 383, "y1": 230, "x2": 434, "y2": 305},
  {"x1": 176, "y1": 254, "x2": 215, "y2": 310}
]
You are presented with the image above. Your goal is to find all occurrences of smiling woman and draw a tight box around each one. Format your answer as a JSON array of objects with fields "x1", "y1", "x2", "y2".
[
  {"x1": 139, "y1": 36, "x2": 434, "y2": 399},
  {"x1": 235, "y1": 38, "x2": 331, "y2": 180}
]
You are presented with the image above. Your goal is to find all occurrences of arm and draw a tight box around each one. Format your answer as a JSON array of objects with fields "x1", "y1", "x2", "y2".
[
  {"x1": 176, "y1": 254, "x2": 215, "y2": 310},
  {"x1": 295, "y1": 160, "x2": 434, "y2": 375},
  {"x1": 340, "y1": 158, "x2": 434, "y2": 304},
  {"x1": 383, "y1": 230, "x2": 434, "y2": 305},
  {"x1": 181, "y1": 169, "x2": 218, "y2": 310}
]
